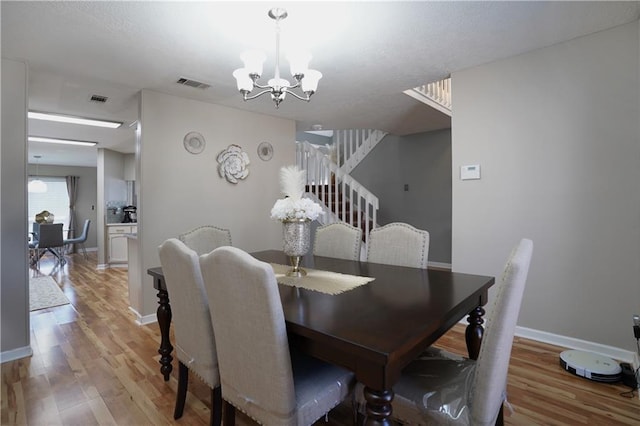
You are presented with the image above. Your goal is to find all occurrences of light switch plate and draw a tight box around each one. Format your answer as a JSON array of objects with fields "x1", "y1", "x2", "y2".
[{"x1": 461, "y1": 164, "x2": 481, "y2": 180}]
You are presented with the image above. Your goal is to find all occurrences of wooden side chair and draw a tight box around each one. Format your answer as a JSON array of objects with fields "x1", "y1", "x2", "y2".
[
  {"x1": 358, "y1": 238, "x2": 534, "y2": 425},
  {"x1": 158, "y1": 238, "x2": 221, "y2": 426},
  {"x1": 178, "y1": 225, "x2": 232, "y2": 256},
  {"x1": 367, "y1": 222, "x2": 429, "y2": 268},
  {"x1": 200, "y1": 246, "x2": 355, "y2": 426},
  {"x1": 313, "y1": 222, "x2": 362, "y2": 261}
]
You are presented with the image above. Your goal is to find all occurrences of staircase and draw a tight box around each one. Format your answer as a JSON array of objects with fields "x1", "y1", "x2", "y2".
[
  {"x1": 295, "y1": 81, "x2": 449, "y2": 253},
  {"x1": 403, "y1": 77, "x2": 452, "y2": 116},
  {"x1": 333, "y1": 129, "x2": 387, "y2": 174},
  {"x1": 296, "y1": 140, "x2": 378, "y2": 243}
]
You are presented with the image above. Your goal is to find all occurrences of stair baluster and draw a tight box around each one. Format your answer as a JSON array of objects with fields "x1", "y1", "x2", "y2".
[{"x1": 296, "y1": 140, "x2": 378, "y2": 245}]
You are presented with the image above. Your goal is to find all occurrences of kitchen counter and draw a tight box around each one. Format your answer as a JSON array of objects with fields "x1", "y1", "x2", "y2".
[{"x1": 107, "y1": 224, "x2": 137, "y2": 264}]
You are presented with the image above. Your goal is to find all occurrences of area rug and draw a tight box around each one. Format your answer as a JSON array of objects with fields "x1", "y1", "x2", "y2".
[{"x1": 29, "y1": 276, "x2": 70, "y2": 311}]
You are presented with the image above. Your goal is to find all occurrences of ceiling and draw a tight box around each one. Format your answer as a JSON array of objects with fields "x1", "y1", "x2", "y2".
[{"x1": 3, "y1": 1, "x2": 638, "y2": 167}]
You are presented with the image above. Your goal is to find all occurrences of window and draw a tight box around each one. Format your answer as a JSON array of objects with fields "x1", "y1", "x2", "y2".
[{"x1": 28, "y1": 177, "x2": 70, "y2": 234}]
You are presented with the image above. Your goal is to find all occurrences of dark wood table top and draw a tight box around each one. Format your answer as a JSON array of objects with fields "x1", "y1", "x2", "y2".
[
  {"x1": 148, "y1": 249, "x2": 494, "y2": 425},
  {"x1": 148, "y1": 250, "x2": 494, "y2": 390},
  {"x1": 251, "y1": 250, "x2": 495, "y2": 390}
]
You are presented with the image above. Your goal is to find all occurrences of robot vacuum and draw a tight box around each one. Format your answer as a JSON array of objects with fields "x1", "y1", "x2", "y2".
[{"x1": 559, "y1": 350, "x2": 622, "y2": 383}]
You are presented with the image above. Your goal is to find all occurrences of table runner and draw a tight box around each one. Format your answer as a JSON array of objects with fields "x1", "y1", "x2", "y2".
[{"x1": 270, "y1": 263, "x2": 374, "y2": 295}]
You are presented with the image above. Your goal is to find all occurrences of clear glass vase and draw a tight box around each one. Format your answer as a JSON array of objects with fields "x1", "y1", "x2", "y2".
[{"x1": 282, "y1": 218, "x2": 311, "y2": 277}]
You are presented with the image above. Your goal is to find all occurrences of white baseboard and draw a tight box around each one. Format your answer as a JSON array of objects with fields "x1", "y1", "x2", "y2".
[
  {"x1": 515, "y1": 326, "x2": 638, "y2": 365},
  {"x1": 129, "y1": 307, "x2": 157, "y2": 326},
  {"x1": 109, "y1": 264, "x2": 128, "y2": 269},
  {"x1": 452, "y1": 321, "x2": 639, "y2": 366},
  {"x1": 0, "y1": 345, "x2": 33, "y2": 363},
  {"x1": 97, "y1": 262, "x2": 128, "y2": 270}
]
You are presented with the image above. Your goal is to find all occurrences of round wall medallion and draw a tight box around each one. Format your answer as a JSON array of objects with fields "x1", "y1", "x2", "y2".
[
  {"x1": 257, "y1": 142, "x2": 273, "y2": 161},
  {"x1": 183, "y1": 131, "x2": 206, "y2": 154}
]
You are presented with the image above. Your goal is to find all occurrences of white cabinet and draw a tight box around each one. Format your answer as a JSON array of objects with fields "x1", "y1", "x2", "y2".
[{"x1": 107, "y1": 225, "x2": 137, "y2": 264}]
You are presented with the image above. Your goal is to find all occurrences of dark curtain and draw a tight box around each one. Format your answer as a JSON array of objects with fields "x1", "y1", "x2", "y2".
[{"x1": 66, "y1": 175, "x2": 79, "y2": 253}]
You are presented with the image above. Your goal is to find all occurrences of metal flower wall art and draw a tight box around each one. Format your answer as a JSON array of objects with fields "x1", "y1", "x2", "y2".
[{"x1": 217, "y1": 144, "x2": 250, "y2": 184}]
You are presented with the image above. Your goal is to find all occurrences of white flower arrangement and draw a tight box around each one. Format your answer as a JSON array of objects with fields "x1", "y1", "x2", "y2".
[{"x1": 270, "y1": 166, "x2": 323, "y2": 222}]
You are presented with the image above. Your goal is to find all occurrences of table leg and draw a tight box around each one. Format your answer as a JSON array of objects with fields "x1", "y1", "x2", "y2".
[
  {"x1": 156, "y1": 287, "x2": 173, "y2": 381},
  {"x1": 465, "y1": 306, "x2": 486, "y2": 360},
  {"x1": 363, "y1": 386, "x2": 393, "y2": 426}
]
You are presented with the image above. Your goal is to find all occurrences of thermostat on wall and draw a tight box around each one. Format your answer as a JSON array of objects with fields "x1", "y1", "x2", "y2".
[{"x1": 461, "y1": 164, "x2": 481, "y2": 180}]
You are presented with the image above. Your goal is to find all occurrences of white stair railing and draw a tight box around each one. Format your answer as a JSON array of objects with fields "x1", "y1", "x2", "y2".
[
  {"x1": 296, "y1": 141, "x2": 378, "y2": 243},
  {"x1": 333, "y1": 129, "x2": 387, "y2": 175},
  {"x1": 403, "y1": 77, "x2": 452, "y2": 116}
]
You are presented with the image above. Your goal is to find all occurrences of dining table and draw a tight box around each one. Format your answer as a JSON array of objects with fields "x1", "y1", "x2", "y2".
[{"x1": 147, "y1": 249, "x2": 495, "y2": 425}]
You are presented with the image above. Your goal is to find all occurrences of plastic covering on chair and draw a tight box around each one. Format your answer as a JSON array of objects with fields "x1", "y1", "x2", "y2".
[
  {"x1": 385, "y1": 348, "x2": 476, "y2": 425},
  {"x1": 357, "y1": 239, "x2": 533, "y2": 426}
]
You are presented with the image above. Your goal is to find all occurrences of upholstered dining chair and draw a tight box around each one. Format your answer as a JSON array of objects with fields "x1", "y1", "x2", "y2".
[
  {"x1": 200, "y1": 246, "x2": 355, "y2": 426},
  {"x1": 178, "y1": 225, "x2": 232, "y2": 256},
  {"x1": 313, "y1": 222, "x2": 363, "y2": 261},
  {"x1": 158, "y1": 238, "x2": 221, "y2": 426},
  {"x1": 366, "y1": 222, "x2": 429, "y2": 268},
  {"x1": 63, "y1": 219, "x2": 91, "y2": 259},
  {"x1": 357, "y1": 238, "x2": 534, "y2": 426}
]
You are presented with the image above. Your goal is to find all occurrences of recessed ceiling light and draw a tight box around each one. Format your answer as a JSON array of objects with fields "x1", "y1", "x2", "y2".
[
  {"x1": 28, "y1": 111, "x2": 122, "y2": 128},
  {"x1": 28, "y1": 136, "x2": 98, "y2": 147}
]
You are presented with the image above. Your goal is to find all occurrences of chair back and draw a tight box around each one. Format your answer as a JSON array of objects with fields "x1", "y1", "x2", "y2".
[
  {"x1": 65, "y1": 219, "x2": 91, "y2": 244},
  {"x1": 158, "y1": 238, "x2": 219, "y2": 388},
  {"x1": 78, "y1": 219, "x2": 91, "y2": 240},
  {"x1": 200, "y1": 246, "x2": 296, "y2": 423},
  {"x1": 313, "y1": 222, "x2": 362, "y2": 261},
  {"x1": 470, "y1": 238, "x2": 533, "y2": 425},
  {"x1": 37, "y1": 223, "x2": 64, "y2": 248},
  {"x1": 367, "y1": 222, "x2": 429, "y2": 268},
  {"x1": 32, "y1": 222, "x2": 41, "y2": 241},
  {"x1": 178, "y1": 225, "x2": 231, "y2": 256}
]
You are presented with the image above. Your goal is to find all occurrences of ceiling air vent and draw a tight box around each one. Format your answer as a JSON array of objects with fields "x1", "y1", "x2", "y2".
[
  {"x1": 176, "y1": 77, "x2": 211, "y2": 90},
  {"x1": 89, "y1": 94, "x2": 108, "y2": 103}
]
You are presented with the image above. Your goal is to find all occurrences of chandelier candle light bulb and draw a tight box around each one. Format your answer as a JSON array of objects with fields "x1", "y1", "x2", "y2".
[
  {"x1": 233, "y1": 8, "x2": 322, "y2": 108},
  {"x1": 28, "y1": 155, "x2": 47, "y2": 193},
  {"x1": 271, "y1": 166, "x2": 322, "y2": 277}
]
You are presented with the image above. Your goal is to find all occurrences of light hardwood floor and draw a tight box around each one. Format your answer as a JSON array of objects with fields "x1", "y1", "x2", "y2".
[{"x1": 2, "y1": 252, "x2": 639, "y2": 425}]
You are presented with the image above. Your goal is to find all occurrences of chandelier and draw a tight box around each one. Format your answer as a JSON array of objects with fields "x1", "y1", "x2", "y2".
[
  {"x1": 232, "y1": 8, "x2": 322, "y2": 108},
  {"x1": 28, "y1": 155, "x2": 47, "y2": 193}
]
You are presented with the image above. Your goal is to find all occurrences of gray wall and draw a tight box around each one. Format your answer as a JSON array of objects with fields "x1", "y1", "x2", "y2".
[
  {"x1": 27, "y1": 164, "x2": 98, "y2": 249},
  {"x1": 452, "y1": 21, "x2": 639, "y2": 353},
  {"x1": 137, "y1": 89, "x2": 296, "y2": 318},
  {"x1": 1, "y1": 59, "x2": 30, "y2": 360},
  {"x1": 351, "y1": 129, "x2": 452, "y2": 264}
]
